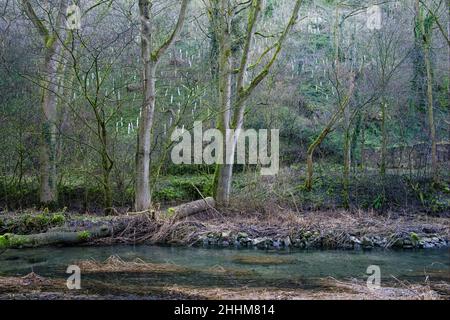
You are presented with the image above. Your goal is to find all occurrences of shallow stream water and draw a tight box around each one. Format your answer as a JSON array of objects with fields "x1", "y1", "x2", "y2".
[{"x1": 0, "y1": 246, "x2": 448, "y2": 298}]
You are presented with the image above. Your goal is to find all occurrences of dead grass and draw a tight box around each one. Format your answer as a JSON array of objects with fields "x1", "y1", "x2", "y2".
[
  {"x1": 125, "y1": 208, "x2": 450, "y2": 247},
  {"x1": 5, "y1": 202, "x2": 447, "y2": 248},
  {"x1": 0, "y1": 272, "x2": 64, "y2": 293},
  {"x1": 0, "y1": 271, "x2": 445, "y2": 300},
  {"x1": 76, "y1": 255, "x2": 256, "y2": 277},
  {"x1": 158, "y1": 277, "x2": 443, "y2": 300},
  {"x1": 326, "y1": 277, "x2": 443, "y2": 300},
  {"x1": 76, "y1": 255, "x2": 189, "y2": 274}
]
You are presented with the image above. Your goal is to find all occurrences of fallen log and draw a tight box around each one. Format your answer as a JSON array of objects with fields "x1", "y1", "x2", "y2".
[
  {"x1": 0, "y1": 225, "x2": 111, "y2": 249},
  {"x1": 168, "y1": 197, "x2": 216, "y2": 219}
]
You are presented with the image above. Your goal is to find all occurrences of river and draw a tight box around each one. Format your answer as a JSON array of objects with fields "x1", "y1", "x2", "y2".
[{"x1": 0, "y1": 246, "x2": 448, "y2": 299}]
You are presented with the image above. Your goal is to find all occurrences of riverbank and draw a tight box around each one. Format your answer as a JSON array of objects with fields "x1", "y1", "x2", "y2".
[
  {"x1": 164, "y1": 210, "x2": 450, "y2": 250},
  {"x1": 1, "y1": 209, "x2": 449, "y2": 250}
]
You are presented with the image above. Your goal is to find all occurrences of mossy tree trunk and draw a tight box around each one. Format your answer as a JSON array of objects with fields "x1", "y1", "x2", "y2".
[
  {"x1": 0, "y1": 226, "x2": 111, "y2": 249},
  {"x1": 305, "y1": 79, "x2": 355, "y2": 191},
  {"x1": 213, "y1": 0, "x2": 233, "y2": 205},
  {"x1": 100, "y1": 123, "x2": 114, "y2": 212},
  {"x1": 343, "y1": 124, "x2": 351, "y2": 209},
  {"x1": 212, "y1": 0, "x2": 303, "y2": 206},
  {"x1": 416, "y1": 0, "x2": 438, "y2": 184},
  {"x1": 21, "y1": 0, "x2": 70, "y2": 206},
  {"x1": 360, "y1": 113, "x2": 366, "y2": 171}
]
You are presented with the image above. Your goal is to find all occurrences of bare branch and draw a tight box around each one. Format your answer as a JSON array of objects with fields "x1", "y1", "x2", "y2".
[{"x1": 151, "y1": 0, "x2": 190, "y2": 62}]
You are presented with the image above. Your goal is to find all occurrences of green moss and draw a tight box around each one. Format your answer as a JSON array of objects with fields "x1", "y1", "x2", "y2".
[
  {"x1": 45, "y1": 35, "x2": 56, "y2": 49},
  {"x1": 0, "y1": 233, "x2": 31, "y2": 248},
  {"x1": 35, "y1": 213, "x2": 50, "y2": 225},
  {"x1": 153, "y1": 175, "x2": 213, "y2": 202},
  {"x1": 167, "y1": 207, "x2": 176, "y2": 217},
  {"x1": 154, "y1": 186, "x2": 184, "y2": 201},
  {"x1": 0, "y1": 234, "x2": 9, "y2": 248},
  {"x1": 410, "y1": 232, "x2": 420, "y2": 245},
  {"x1": 8, "y1": 234, "x2": 29, "y2": 247},
  {"x1": 77, "y1": 231, "x2": 91, "y2": 241},
  {"x1": 50, "y1": 213, "x2": 65, "y2": 225},
  {"x1": 8, "y1": 211, "x2": 67, "y2": 234}
]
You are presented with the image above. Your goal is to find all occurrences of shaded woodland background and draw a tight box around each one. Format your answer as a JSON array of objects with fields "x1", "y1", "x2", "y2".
[{"x1": 0, "y1": 0, "x2": 448, "y2": 214}]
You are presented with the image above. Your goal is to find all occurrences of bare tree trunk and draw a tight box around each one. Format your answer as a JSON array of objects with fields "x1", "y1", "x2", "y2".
[
  {"x1": 135, "y1": 0, "x2": 156, "y2": 211},
  {"x1": 135, "y1": 0, "x2": 189, "y2": 211},
  {"x1": 135, "y1": 58, "x2": 156, "y2": 211},
  {"x1": 39, "y1": 48, "x2": 61, "y2": 205},
  {"x1": 341, "y1": 93, "x2": 352, "y2": 208},
  {"x1": 215, "y1": 164, "x2": 234, "y2": 205},
  {"x1": 380, "y1": 101, "x2": 387, "y2": 178},
  {"x1": 213, "y1": 0, "x2": 233, "y2": 206}
]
